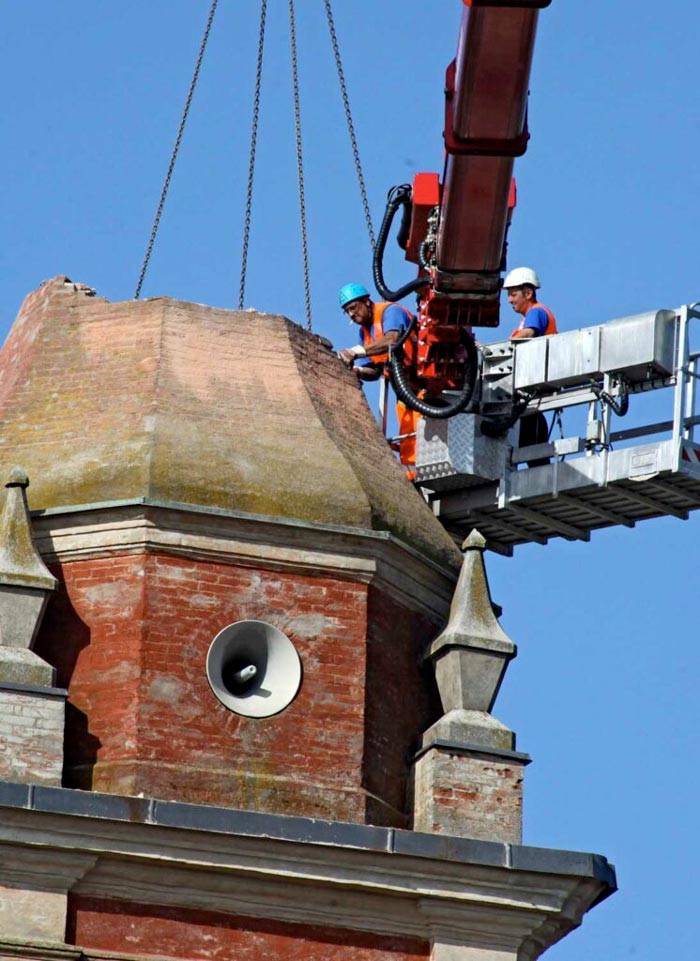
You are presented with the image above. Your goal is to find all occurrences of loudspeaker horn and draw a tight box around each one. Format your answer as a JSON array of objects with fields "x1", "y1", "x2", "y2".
[{"x1": 206, "y1": 619, "x2": 302, "y2": 718}]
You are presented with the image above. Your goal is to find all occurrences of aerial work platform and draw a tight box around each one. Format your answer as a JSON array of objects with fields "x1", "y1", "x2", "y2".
[{"x1": 414, "y1": 303, "x2": 700, "y2": 554}]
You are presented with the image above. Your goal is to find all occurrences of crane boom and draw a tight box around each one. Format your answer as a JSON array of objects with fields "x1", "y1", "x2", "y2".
[
  {"x1": 378, "y1": 0, "x2": 552, "y2": 417},
  {"x1": 437, "y1": 3, "x2": 543, "y2": 297}
]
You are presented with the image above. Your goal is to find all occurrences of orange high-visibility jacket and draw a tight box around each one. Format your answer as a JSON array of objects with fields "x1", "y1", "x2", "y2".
[
  {"x1": 360, "y1": 302, "x2": 413, "y2": 365},
  {"x1": 515, "y1": 301, "x2": 558, "y2": 336}
]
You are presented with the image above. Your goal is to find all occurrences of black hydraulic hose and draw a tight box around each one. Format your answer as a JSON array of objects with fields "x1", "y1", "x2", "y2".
[
  {"x1": 388, "y1": 327, "x2": 479, "y2": 419},
  {"x1": 606, "y1": 391, "x2": 629, "y2": 417},
  {"x1": 592, "y1": 381, "x2": 630, "y2": 417},
  {"x1": 396, "y1": 193, "x2": 412, "y2": 250},
  {"x1": 373, "y1": 184, "x2": 429, "y2": 302}
]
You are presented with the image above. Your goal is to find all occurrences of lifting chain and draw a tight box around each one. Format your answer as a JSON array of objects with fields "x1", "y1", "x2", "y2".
[
  {"x1": 322, "y1": 0, "x2": 376, "y2": 252},
  {"x1": 288, "y1": 0, "x2": 312, "y2": 330},
  {"x1": 134, "y1": 0, "x2": 220, "y2": 300},
  {"x1": 238, "y1": 0, "x2": 268, "y2": 311},
  {"x1": 135, "y1": 0, "x2": 369, "y2": 334}
]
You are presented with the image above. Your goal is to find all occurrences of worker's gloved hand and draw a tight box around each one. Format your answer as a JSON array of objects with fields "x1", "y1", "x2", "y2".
[{"x1": 337, "y1": 345, "x2": 367, "y2": 366}]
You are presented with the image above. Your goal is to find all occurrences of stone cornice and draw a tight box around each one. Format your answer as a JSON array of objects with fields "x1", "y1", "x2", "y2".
[
  {"x1": 0, "y1": 942, "x2": 206, "y2": 961},
  {"x1": 31, "y1": 499, "x2": 458, "y2": 618},
  {"x1": 0, "y1": 942, "x2": 202, "y2": 961},
  {"x1": 0, "y1": 782, "x2": 615, "y2": 957}
]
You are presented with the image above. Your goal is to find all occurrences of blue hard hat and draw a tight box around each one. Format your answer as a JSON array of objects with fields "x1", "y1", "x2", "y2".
[{"x1": 339, "y1": 282, "x2": 370, "y2": 309}]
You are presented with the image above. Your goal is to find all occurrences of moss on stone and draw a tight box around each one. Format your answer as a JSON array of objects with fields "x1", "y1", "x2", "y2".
[{"x1": 0, "y1": 279, "x2": 461, "y2": 571}]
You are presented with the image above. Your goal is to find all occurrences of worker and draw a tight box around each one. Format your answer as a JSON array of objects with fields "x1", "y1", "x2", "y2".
[
  {"x1": 336, "y1": 283, "x2": 419, "y2": 478},
  {"x1": 503, "y1": 266, "x2": 558, "y2": 464},
  {"x1": 503, "y1": 266, "x2": 557, "y2": 340}
]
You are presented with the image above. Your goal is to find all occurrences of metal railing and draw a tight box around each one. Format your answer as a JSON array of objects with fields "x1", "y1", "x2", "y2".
[{"x1": 510, "y1": 304, "x2": 700, "y2": 478}]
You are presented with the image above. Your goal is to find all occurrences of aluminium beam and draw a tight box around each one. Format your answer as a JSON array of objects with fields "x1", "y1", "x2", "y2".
[
  {"x1": 480, "y1": 536, "x2": 514, "y2": 558},
  {"x1": 469, "y1": 510, "x2": 548, "y2": 546},
  {"x1": 555, "y1": 494, "x2": 635, "y2": 529},
  {"x1": 645, "y1": 481, "x2": 693, "y2": 516},
  {"x1": 508, "y1": 503, "x2": 590, "y2": 541},
  {"x1": 617, "y1": 483, "x2": 688, "y2": 521}
]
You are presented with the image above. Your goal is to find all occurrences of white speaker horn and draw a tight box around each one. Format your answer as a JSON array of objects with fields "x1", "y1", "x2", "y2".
[{"x1": 206, "y1": 620, "x2": 302, "y2": 719}]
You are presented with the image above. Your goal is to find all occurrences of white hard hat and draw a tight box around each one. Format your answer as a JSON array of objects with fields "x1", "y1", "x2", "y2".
[{"x1": 503, "y1": 266, "x2": 541, "y2": 290}]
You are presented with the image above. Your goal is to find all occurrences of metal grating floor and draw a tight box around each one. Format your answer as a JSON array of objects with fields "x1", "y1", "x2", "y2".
[{"x1": 434, "y1": 459, "x2": 700, "y2": 556}]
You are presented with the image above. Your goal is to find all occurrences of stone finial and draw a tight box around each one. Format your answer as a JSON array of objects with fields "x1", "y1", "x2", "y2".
[
  {"x1": 462, "y1": 529, "x2": 486, "y2": 550},
  {"x1": 427, "y1": 528, "x2": 515, "y2": 714},
  {"x1": 413, "y1": 531, "x2": 526, "y2": 842},
  {"x1": 0, "y1": 473, "x2": 64, "y2": 782},
  {"x1": 0, "y1": 468, "x2": 57, "y2": 654},
  {"x1": 0, "y1": 468, "x2": 56, "y2": 592}
]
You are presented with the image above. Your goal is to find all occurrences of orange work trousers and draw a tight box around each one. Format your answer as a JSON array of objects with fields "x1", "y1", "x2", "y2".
[{"x1": 396, "y1": 400, "x2": 421, "y2": 481}]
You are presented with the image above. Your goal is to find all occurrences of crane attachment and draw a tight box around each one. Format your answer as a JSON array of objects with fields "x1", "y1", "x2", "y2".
[{"x1": 374, "y1": 0, "x2": 552, "y2": 418}]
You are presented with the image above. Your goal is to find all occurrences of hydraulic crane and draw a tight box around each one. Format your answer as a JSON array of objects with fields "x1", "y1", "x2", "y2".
[
  {"x1": 373, "y1": 0, "x2": 552, "y2": 420},
  {"x1": 370, "y1": 0, "x2": 700, "y2": 551},
  {"x1": 128, "y1": 0, "x2": 700, "y2": 553}
]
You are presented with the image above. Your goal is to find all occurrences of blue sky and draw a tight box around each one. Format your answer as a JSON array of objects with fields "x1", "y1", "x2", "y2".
[{"x1": 2, "y1": 2, "x2": 699, "y2": 958}]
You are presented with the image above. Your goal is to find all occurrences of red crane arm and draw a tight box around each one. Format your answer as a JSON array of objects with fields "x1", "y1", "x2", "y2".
[
  {"x1": 438, "y1": 4, "x2": 542, "y2": 294},
  {"x1": 380, "y1": 0, "x2": 552, "y2": 418},
  {"x1": 406, "y1": 0, "x2": 549, "y2": 318}
]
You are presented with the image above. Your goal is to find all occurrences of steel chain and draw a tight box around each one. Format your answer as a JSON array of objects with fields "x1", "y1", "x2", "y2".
[
  {"x1": 239, "y1": 0, "x2": 268, "y2": 309},
  {"x1": 135, "y1": 0, "x2": 220, "y2": 300},
  {"x1": 322, "y1": 0, "x2": 376, "y2": 252},
  {"x1": 288, "y1": 0, "x2": 313, "y2": 330}
]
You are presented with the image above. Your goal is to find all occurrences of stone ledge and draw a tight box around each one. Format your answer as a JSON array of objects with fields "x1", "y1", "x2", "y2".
[
  {"x1": 413, "y1": 738, "x2": 532, "y2": 765},
  {"x1": 0, "y1": 682, "x2": 67, "y2": 699},
  {"x1": 32, "y1": 497, "x2": 455, "y2": 579},
  {"x1": 31, "y1": 499, "x2": 458, "y2": 618},
  {"x1": 0, "y1": 779, "x2": 617, "y2": 955},
  {"x1": 0, "y1": 941, "x2": 183, "y2": 961},
  {"x1": 0, "y1": 940, "x2": 82, "y2": 961},
  {"x1": 0, "y1": 780, "x2": 614, "y2": 886}
]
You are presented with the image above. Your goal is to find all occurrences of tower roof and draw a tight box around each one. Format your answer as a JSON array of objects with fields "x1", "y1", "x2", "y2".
[{"x1": 0, "y1": 277, "x2": 460, "y2": 570}]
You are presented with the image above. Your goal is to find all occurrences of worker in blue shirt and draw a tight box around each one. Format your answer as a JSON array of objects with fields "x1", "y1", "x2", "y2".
[
  {"x1": 503, "y1": 267, "x2": 558, "y2": 464},
  {"x1": 336, "y1": 283, "x2": 418, "y2": 477},
  {"x1": 336, "y1": 283, "x2": 412, "y2": 378}
]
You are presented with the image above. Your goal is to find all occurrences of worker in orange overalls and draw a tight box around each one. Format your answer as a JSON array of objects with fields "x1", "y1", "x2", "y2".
[
  {"x1": 336, "y1": 283, "x2": 419, "y2": 479},
  {"x1": 503, "y1": 267, "x2": 558, "y2": 463}
]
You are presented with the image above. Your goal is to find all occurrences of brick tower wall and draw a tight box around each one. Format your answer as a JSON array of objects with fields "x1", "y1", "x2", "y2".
[{"x1": 36, "y1": 550, "x2": 441, "y2": 826}]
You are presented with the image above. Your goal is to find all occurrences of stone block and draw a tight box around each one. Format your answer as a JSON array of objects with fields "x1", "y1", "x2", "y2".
[
  {"x1": 0, "y1": 468, "x2": 57, "y2": 650},
  {"x1": 0, "y1": 585, "x2": 50, "y2": 650},
  {"x1": 421, "y1": 709, "x2": 515, "y2": 753},
  {"x1": 0, "y1": 646, "x2": 55, "y2": 686},
  {"x1": 0, "y1": 885, "x2": 67, "y2": 942},
  {"x1": 427, "y1": 532, "x2": 516, "y2": 716},
  {"x1": 0, "y1": 686, "x2": 65, "y2": 785}
]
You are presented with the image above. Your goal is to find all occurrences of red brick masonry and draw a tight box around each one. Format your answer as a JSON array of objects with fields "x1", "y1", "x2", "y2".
[
  {"x1": 36, "y1": 550, "x2": 440, "y2": 825},
  {"x1": 68, "y1": 896, "x2": 428, "y2": 961}
]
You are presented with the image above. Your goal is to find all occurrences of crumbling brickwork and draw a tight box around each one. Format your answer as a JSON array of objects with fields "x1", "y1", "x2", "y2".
[
  {"x1": 0, "y1": 278, "x2": 459, "y2": 571},
  {"x1": 413, "y1": 750, "x2": 524, "y2": 843}
]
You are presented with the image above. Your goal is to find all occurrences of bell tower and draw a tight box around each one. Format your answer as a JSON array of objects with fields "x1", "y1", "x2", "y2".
[
  {"x1": 0, "y1": 276, "x2": 459, "y2": 825},
  {"x1": 0, "y1": 278, "x2": 615, "y2": 961}
]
